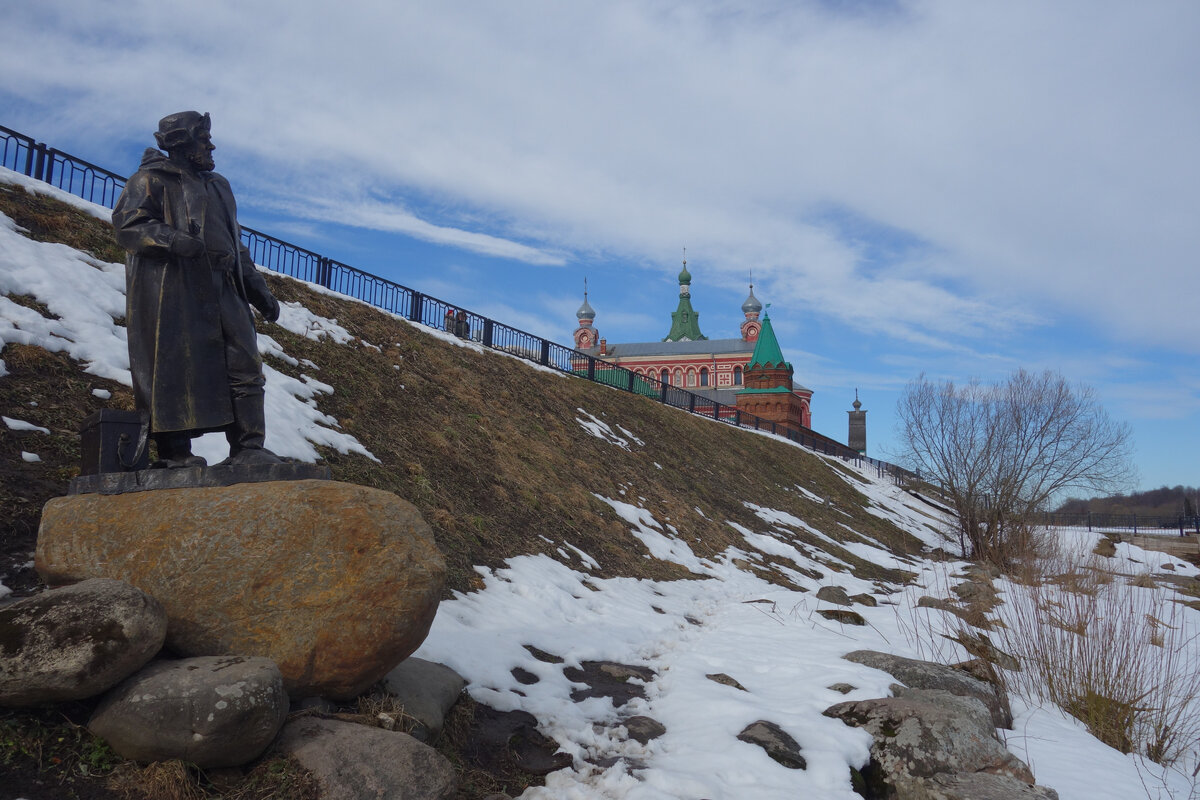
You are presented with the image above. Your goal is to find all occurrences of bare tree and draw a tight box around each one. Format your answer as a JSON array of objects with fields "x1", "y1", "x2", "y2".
[{"x1": 896, "y1": 369, "x2": 1136, "y2": 563}]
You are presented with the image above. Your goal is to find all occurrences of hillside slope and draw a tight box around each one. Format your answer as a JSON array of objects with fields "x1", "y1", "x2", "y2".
[
  {"x1": 0, "y1": 172, "x2": 934, "y2": 600},
  {"x1": 11, "y1": 171, "x2": 1199, "y2": 800}
]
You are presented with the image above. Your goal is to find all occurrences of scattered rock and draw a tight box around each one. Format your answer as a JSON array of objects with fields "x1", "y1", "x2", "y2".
[
  {"x1": 706, "y1": 673, "x2": 747, "y2": 691},
  {"x1": 908, "y1": 772, "x2": 1060, "y2": 800},
  {"x1": 850, "y1": 593, "x2": 879, "y2": 607},
  {"x1": 828, "y1": 683, "x2": 856, "y2": 695},
  {"x1": 465, "y1": 704, "x2": 572, "y2": 776},
  {"x1": 917, "y1": 596, "x2": 957, "y2": 612},
  {"x1": 36, "y1": 480, "x2": 446, "y2": 699},
  {"x1": 89, "y1": 656, "x2": 288, "y2": 768},
  {"x1": 843, "y1": 650, "x2": 1013, "y2": 729},
  {"x1": 565, "y1": 661, "x2": 655, "y2": 707},
  {"x1": 0, "y1": 578, "x2": 166, "y2": 707},
  {"x1": 523, "y1": 645, "x2": 563, "y2": 664},
  {"x1": 944, "y1": 630, "x2": 1021, "y2": 672},
  {"x1": 816, "y1": 585, "x2": 853, "y2": 606},
  {"x1": 736, "y1": 720, "x2": 806, "y2": 770},
  {"x1": 952, "y1": 578, "x2": 999, "y2": 612},
  {"x1": 623, "y1": 715, "x2": 666, "y2": 744},
  {"x1": 512, "y1": 666, "x2": 540, "y2": 685},
  {"x1": 824, "y1": 690, "x2": 1033, "y2": 795},
  {"x1": 817, "y1": 609, "x2": 866, "y2": 625},
  {"x1": 382, "y1": 657, "x2": 466, "y2": 743},
  {"x1": 275, "y1": 715, "x2": 456, "y2": 799}
]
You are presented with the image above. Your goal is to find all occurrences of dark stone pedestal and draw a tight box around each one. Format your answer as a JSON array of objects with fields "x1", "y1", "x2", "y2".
[{"x1": 68, "y1": 463, "x2": 331, "y2": 495}]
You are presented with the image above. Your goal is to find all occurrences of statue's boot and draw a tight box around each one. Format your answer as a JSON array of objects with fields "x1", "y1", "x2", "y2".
[
  {"x1": 223, "y1": 393, "x2": 283, "y2": 466},
  {"x1": 153, "y1": 432, "x2": 207, "y2": 469}
]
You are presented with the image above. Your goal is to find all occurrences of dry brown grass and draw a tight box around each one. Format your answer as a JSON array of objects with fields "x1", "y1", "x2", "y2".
[{"x1": 990, "y1": 539, "x2": 1200, "y2": 765}]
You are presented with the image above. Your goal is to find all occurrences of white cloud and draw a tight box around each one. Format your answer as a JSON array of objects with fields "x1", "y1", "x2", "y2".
[{"x1": 2, "y1": 1, "x2": 1198, "y2": 391}]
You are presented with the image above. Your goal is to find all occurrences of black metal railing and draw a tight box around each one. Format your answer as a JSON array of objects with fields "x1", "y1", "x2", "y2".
[
  {"x1": 1036, "y1": 512, "x2": 1200, "y2": 536},
  {"x1": 1, "y1": 122, "x2": 914, "y2": 473}
]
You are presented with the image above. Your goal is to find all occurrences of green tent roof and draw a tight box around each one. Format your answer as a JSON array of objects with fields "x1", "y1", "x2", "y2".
[{"x1": 745, "y1": 313, "x2": 789, "y2": 371}]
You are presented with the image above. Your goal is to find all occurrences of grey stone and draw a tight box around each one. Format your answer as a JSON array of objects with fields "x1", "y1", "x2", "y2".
[
  {"x1": 850, "y1": 593, "x2": 879, "y2": 607},
  {"x1": 382, "y1": 657, "x2": 466, "y2": 742},
  {"x1": 952, "y1": 578, "x2": 999, "y2": 610},
  {"x1": 737, "y1": 720, "x2": 806, "y2": 770},
  {"x1": 816, "y1": 585, "x2": 853, "y2": 606},
  {"x1": 817, "y1": 608, "x2": 867, "y2": 625},
  {"x1": 565, "y1": 661, "x2": 655, "y2": 707},
  {"x1": 623, "y1": 715, "x2": 666, "y2": 744},
  {"x1": 706, "y1": 673, "x2": 747, "y2": 691},
  {"x1": 275, "y1": 716, "x2": 456, "y2": 800},
  {"x1": 465, "y1": 704, "x2": 572, "y2": 776},
  {"x1": 843, "y1": 650, "x2": 1013, "y2": 729},
  {"x1": 0, "y1": 578, "x2": 166, "y2": 707},
  {"x1": 824, "y1": 690, "x2": 1033, "y2": 793},
  {"x1": 69, "y1": 462, "x2": 331, "y2": 495},
  {"x1": 905, "y1": 772, "x2": 1059, "y2": 800},
  {"x1": 828, "y1": 683, "x2": 856, "y2": 694},
  {"x1": 89, "y1": 655, "x2": 288, "y2": 768}
]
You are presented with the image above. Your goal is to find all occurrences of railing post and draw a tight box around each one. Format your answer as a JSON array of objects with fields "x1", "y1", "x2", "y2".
[
  {"x1": 408, "y1": 291, "x2": 424, "y2": 323},
  {"x1": 660, "y1": 381, "x2": 668, "y2": 404},
  {"x1": 586, "y1": 356, "x2": 595, "y2": 381},
  {"x1": 688, "y1": 393, "x2": 696, "y2": 413},
  {"x1": 482, "y1": 319, "x2": 493, "y2": 348},
  {"x1": 627, "y1": 371, "x2": 635, "y2": 393},
  {"x1": 43, "y1": 148, "x2": 55, "y2": 184},
  {"x1": 1087, "y1": 511, "x2": 1092, "y2": 532},
  {"x1": 539, "y1": 339, "x2": 550, "y2": 366},
  {"x1": 31, "y1": 143, "x2": 45, "y2": 180}
]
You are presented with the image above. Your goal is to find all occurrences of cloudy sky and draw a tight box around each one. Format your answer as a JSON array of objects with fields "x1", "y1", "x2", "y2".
[{"x1": 3, "y1": 1, "x2": 1197, "y2": 493}]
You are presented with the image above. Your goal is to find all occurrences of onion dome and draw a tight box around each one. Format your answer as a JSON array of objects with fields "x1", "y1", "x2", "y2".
[
  {"x1": 742, "y1": 284, "x2": 762, "y2": 314},
  {"x1": 576, "y1": 296, "x2": 596, "y2": 321}
]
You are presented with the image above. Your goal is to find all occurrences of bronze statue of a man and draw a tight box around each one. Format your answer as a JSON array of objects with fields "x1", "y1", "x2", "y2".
[{"x1": 113, "y1": 111, "x2": 282, "y2": 468}]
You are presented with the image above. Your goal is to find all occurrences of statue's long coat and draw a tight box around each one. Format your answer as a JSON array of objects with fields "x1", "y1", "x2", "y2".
[{"x1": 112, "y1": 148, "x2": 274, "y2": 434}]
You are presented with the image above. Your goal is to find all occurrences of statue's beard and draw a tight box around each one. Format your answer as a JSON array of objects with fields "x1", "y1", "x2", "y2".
[{"x1": 188, "y1": 149, "x2": 215, "y2": 171}]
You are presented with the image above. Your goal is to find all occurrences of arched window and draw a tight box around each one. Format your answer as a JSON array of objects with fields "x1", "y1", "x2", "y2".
[
  {"x1": 700, "y1": 367, "x2": 709, "y2": 387},
  {"x1": 660, "y1": 368, "x2": 670, "y2": 385},
  {"x1": 686, "y1": 369, "x2": 697, "y2": 387},
  {"x1": 733, "y1": 366, "x2": 743, "y2": 386},
  {"x1": 673, "y1": 368, "x2": 683, "y2": 386}
]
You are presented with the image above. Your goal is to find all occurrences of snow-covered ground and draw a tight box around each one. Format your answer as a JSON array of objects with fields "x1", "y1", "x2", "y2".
[{"x1": 4, "y1": 166, "x2": 1200, "y2": 798}]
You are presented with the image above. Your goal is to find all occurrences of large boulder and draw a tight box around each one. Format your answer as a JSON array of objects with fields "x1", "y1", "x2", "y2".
[
  {"x1": 825, "y1": 689, "x2": 1034, "y2": 797},
  {"x1": 88, "y1": 656, "x2": 288, "y2": 768},
  {"x1": 274, "y1": 716, "x2": 457, "y2": 800},
  {"x1": 36, "y1": 479, "x2": 446, "y2": 699},
  {"x1": 907, "y1": 772, "x2": 1059, "y2": 800},
  {"x1": 843, "y1": 650, "x2": 1012, "y2": 729},
  {"x1": 0, "y1": 578, "x2": 166, "y2": 707}
]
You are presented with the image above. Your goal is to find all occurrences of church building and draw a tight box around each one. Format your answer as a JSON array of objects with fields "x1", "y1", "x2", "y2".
[{"x1": 572, "y1": 261, "x2": 813, "y2": 429}]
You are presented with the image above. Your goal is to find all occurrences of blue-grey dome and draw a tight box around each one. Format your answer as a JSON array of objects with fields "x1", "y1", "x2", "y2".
[
  {"x1": 741, "y1": 285, "x2": 763, "y2": 314},
  {"x1": 576, "y1": 297, "x2": 596, "y2": 321}
]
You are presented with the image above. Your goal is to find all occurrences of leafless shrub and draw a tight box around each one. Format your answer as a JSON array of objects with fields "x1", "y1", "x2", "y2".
[{"x1": 896, "y1": 369, "x2": 1135, "y2": 565}]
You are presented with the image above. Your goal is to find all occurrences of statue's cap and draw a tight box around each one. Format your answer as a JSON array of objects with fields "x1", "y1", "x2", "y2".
[{"x1": 154, "y1": 111, "x2": 211, "y2": 151}]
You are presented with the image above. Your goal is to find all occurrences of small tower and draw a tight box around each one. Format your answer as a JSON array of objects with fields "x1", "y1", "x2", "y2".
[
  {"x1": 848, "y1": 390, "x2": 867, "y2": 454},
  {"x1": 573, "y1": 278, "x2": 599, "y2": 350},
  {"x1": 740, "y1": 282, "x2": 763, "y2": 342},
  {"x1": 663, "y1": 254, "x2": 707, "y2": 342},
  {"x1": 735, "y1": 312, "x2": 813, "y2": 430}
]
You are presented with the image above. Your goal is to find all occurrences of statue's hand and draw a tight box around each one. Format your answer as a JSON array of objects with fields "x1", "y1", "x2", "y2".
[{"x1": 170, "y1": 232, "x2": 206, "y2": 258}]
